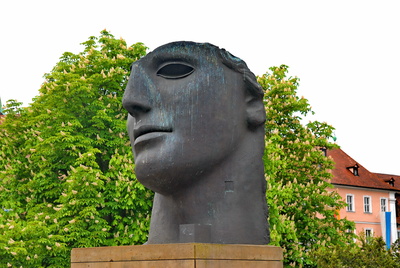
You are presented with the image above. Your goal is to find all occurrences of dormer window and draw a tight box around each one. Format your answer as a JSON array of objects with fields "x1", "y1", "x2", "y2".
[
  {"x1": 384, "y1": 177, "x2": 395, "y2": 187},
  {"x1": 320, "y1": 147, "x2": 327, "y2": 157},
  {"x1": 347, "y1": 164, "x2": 359, "y2": 176}
]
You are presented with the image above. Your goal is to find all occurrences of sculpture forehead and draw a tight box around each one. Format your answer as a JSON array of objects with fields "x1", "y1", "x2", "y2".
[
  {"x1": 134, "y1": 41, "x2": 221, "y2": 67},
  {"x1": 153, "y1": 41, "x2": 218, "y2": 57}
]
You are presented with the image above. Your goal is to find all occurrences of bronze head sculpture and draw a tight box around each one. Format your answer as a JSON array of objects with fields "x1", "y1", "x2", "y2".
[{"x1": 122, "y1": 42, "x2": 269, "y2": 244}]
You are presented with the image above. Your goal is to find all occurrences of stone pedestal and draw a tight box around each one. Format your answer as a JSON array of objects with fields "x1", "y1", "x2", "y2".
[{"x1": 71, "y1": 243, "x2": 283, "y2": 267}]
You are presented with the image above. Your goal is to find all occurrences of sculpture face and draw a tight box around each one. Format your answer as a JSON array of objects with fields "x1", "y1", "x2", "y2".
[
  {"x1": 122, "y1": 42, "x2": 268, "y2": 245},
  {"x1": 123, "y1": 43, "x2": 249, "y2": 195}
]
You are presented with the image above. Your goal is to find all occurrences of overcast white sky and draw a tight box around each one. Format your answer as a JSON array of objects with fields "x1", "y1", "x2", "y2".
[{"x1": 1, "y1": 1, "x2": 399, "y2": 174}]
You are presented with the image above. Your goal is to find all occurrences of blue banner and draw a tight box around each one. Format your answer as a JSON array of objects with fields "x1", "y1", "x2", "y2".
[{"x1": 385, "y1": 212, "x2": 391, "y2": 250}]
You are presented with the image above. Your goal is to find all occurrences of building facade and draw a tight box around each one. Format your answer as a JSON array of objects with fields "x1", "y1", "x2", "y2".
[{"x1": 328, "y1": 148, "x2": 400, "y2": 246}]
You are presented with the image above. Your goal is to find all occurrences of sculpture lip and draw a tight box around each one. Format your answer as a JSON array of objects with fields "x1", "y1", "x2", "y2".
[{"x1": 133, "y1": 125, "x2": 173, "y2": 140}]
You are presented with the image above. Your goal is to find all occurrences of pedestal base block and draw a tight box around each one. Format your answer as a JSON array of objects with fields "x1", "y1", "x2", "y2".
[{"x1": 71, "y1": 243, "x2": 283, "y2": 267}]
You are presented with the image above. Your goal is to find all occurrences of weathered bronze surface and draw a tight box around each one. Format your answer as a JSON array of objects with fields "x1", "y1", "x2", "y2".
[{"x1": 122, "y1": 42, "x2": 269, "y2": 244}]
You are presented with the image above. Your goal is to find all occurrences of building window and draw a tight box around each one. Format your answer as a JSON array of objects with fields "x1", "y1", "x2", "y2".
[
  {"x1": 365, "y1": 228, "x2": 373, "y2": 238},
  {"x1": 346, "y1": 194, "x2": 354, "y2": 212},
  {"x1": 364, "y1": 196, "x2": 372, "y2": 213},
  {"x1": 380, "y1": 198, "x2": 387, "y2": 212}
]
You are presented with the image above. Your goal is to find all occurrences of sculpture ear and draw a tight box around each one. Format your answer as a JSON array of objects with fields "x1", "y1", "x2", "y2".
[{"x1": 245, "y1": 93, "x2": 266, "y2": 129}]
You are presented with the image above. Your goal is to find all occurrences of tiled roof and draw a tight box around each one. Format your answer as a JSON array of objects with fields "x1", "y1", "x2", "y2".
[
  {"x1": 328, "y1": 148, "x2": 400, "y2": 192},
  {"x1": 375, "y1": 173, "x2": 400, "y2": 189}
]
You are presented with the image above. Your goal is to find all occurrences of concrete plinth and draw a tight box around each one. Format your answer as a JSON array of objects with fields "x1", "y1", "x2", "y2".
[{"x1": 71, "y1": 243, "x2": 283, "y2": 267}]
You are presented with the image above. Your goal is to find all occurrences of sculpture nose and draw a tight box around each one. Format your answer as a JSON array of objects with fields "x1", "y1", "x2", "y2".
[{"x1": 122, "y1": 67, "x2": 152, "y2": 119}]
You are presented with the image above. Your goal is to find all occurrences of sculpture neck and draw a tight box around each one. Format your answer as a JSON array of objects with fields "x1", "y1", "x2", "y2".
[{"x1": 147, "y1": 130, "x2": 269, "y2": 245}]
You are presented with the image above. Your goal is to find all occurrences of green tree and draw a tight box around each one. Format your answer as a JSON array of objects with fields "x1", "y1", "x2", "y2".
[
  {"x1": 312, "y1": 234, "x2": 400, "y2": 267},
  {"x1": 259, "y1": 65, "x2": 355, "y2": 267},
  {"x1": 0, "y1": 30, "x2": 152, "y2": 267},
  {"x1": 1, "y1": 35, "x2": 360, "y2": 267}
]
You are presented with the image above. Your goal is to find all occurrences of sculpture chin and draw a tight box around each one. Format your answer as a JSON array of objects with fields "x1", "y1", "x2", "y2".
[
  {"x1": 134, "y1": 151, "x2": 220, "y2": 196},
  {"x1": 134, "y1": 164, "x2": 193, "y2": 196}
]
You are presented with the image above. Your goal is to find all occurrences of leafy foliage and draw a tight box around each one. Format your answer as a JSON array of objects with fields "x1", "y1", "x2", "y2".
[
  {"x1": 312, "y1": 234, "x2": 400, "y2": 268},
  {"x1": 259, "y1": 65, "x2": 355, "y2": 267},
  {"x1": 0, "y1": 31, "x2": 151, "y2": 267}
]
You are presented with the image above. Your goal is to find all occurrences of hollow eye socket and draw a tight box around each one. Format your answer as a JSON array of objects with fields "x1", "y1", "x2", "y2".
[{"x1": 157, "y1": 63, "x2": 194, "y2": 79}]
